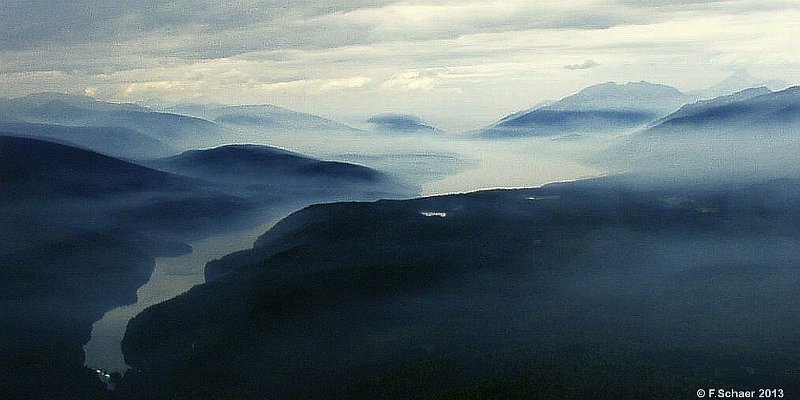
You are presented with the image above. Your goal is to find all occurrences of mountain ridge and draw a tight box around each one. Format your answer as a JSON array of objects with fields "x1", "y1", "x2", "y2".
[
  {"x1": 479, "y1": 81, "x2": 693, "y2": 138},
  {"x1": 0, "y1": 93, "x2": 224, "y2": 152},
  {"x1": 149, "y1": 144, "x2": 386, "y2": 184},
  {"x1": 645, "y1": 85, "x2": 800, "y2": 134},
  {"x1": 165, "y1": 103, "x2": 361, "y2": 133},
  {"x1": 366, "y1": 114, "x2": 440, "y2": 133},
  {"x1": 0, "y1": 135, "x2": 190, "y2": 199}
]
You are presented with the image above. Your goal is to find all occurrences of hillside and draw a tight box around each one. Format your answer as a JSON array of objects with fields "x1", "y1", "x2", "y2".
[
  {"x1": 0, "y1": 121, "x2": 173, "y2": 159},
  {"x1": 645, "y1": 86, "x2": 800, "y2": 135},
  {"x1": 0, "y1": 136, "x2": 257, "y2": 399},
  {"x1": 119, "y1": 177, "x2": 800, "y2": 399},
  {"x1": 366, "y1": 114, "x2": 440, "y2": 133},
  {"x1": 597, "y1": 86, "x2": 800, "y2": 180},
  {"x1": 0, "y1": 136, "x2": 189, "y2": 199},
  {"x1": 480, "y1": 81, "x2": 693, "y2": 138},
  {"x1": 165, "y1": 103, "x2": 359, "y2": 133},
  {"x1": 0, "y1": 93, "x2": 223, "y2": 151}
]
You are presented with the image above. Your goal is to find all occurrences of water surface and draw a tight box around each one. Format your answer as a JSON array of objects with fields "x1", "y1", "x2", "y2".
[{"x1": 83, "y1": 218, "x2": 281, "y2": 374}]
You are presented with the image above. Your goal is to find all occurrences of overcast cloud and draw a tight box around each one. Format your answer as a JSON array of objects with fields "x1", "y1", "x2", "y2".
[{"x1": 1, "y1": 0, "x2": 798, "y2": 131}]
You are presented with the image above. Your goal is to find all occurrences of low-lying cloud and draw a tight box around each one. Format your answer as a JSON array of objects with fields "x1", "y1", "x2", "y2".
[{"x1": 564, "y1": 60, "x2": 600, "y2": 70}]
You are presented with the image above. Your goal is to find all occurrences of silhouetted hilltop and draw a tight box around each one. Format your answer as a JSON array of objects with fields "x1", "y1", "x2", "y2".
[
  {"x1": 119, "y1": 176, "x2": 800, "y2": 399},
  {"x1": 366, "y1": 114, "x2": 440, "y2": 133},
  {"x1": 0, "y1": 121, "x2": 173, "y2": 159},
  {"x1": 151, "y1": 144, "x2": 385, "y2": 184},
  {"x1": 166, "y1": 103, "x2": 359, "y2": 132},
  {"x1": 547, "y1": 81, "x2": 689, "y2": 113},
  {"x1": 0, "y1": 136, "x2": 188, "y2": 199}
]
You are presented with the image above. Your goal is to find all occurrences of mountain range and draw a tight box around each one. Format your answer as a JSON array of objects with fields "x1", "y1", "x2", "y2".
[
  {"x1": 2, "y1": 76, "x2": 798, "y2": 399},
  {"x1": 646, "y1": 85, "x2": 800, "y2": 135},
  {"x1": 0, "y1": 93, "x2": 222, "y2": 153},
  {"x1": 0, "y1": 135, "x2": 410, "y2": 399},
  {"x1": 0, "y1": 120, "x2": 174, "y2": 160},
  {"x1": 118, "y1": 176, "x2": 800, "y2": 399},
  {"x1": 480, "y1": 81, "x2": 693, "y2": 138},
  {"x1": 598, "y1": 85, "x2": 800, "y2": 180},
  {"x1": 165, "y1": 103, "x2": 360, "y2": 133}
]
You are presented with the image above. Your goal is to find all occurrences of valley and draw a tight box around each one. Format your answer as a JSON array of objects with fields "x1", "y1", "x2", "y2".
[{"x1": 1, "y1": 79, "x2": 798, "y2": 399}]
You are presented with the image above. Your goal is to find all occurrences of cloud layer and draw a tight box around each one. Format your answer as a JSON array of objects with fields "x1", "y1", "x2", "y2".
[{"x1": 1, "y1": 0, "x2": 798, "y2": 131}]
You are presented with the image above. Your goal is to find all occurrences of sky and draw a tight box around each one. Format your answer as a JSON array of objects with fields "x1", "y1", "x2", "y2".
[{"x1": 1, "y1": 0, "x2": 799, "y2": 131}]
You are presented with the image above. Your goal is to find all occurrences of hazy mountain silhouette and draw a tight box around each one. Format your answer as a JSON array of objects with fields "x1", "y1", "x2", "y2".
[
  {"x1": 0, "y1": 136, "x2": 190, "y2": 199},
  {"x1": 0, "y1": 120, "x2": 174, "y2": 159},
  {"x1": 0, "y1": 93, "x2": 223, "y2": 151},
  {"x1": 645, "y1": 85, "x2": 799, "y2": 134},
  {"x1": 693, "y1": 70, "x2": 791, "y2": 100},
  {"x1": 480, "y1": 81, "x2": 692, "y2": 138},
  {"x1": 150, "y1": 144, "x2": 385, "y2": 184},
  {"x1": 598, "y1": 86, "x2": 800, "y2": 181},
  {"x1": 165, "y1": 103, "x2": 360, "y2": 132},
  {"x1": 3, "y1": 92, "x2": 150, "y2": 113},
  {"x1": 118, "y1": 176, "x2": 800, "y2": 399},
  {"x1": 366, "y1": 114, "x2": 440, "y2": 133},
  {"x1": 497, "y1": 99, "x2": 556, "y2": 123}
]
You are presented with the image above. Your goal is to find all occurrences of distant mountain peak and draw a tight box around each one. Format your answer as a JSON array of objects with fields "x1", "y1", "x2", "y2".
[
  {"x1": 479, "y1": 81, "x2": 692, "y2": 138},
  {"x1": 14, "y1": 92, "x2": 150, "y2": 112},
  {"x1": 668, "y1": 86, "x2": 772, "y2": 115},
  {"x1": 366, "y1": 113, "x2": 439, "y2": 133},
  {"x1": 175, "y1": 143, "x2": 303, "y2": 160},
  {"x1": 644, "y1": 84, "x2": 800, "y2": 133},
  {"x1": 0, "y1": 135, "x2": 185, "y2": 198},
  {"x1": 782, "y1": 85, "x2": 800, "y2": 94},
  {"x1": 695, "y1": 71, "x2": 791, "y2": 100},
  {"x1": 497, "y1": 100, "x2": 555, "y2": 123},
  {"x1": 153, "y1": 143, "x2": 386, "y2": 185},
  {"x1": 164, "y1": 103, "x2": 360, "y2": 132},
  {"x1": 547, "y1": 81, "x2": 688, "y2": 112}
]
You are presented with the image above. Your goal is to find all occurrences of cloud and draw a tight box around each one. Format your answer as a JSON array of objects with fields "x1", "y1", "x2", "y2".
[
  {"x1": 0, "y1": 1, "x2": 395, "y2": 51},
  {"x1": 616, "y1": 0, "x2": 799, "y2": 10},
  {"x1": 381, "y1": 68, "x2": 451, "y2": 92},
  {"x1": 564, "y1": 60, "x2": 600, "y2": 70},
  {"x1": 324, "y1": 1, "x2": 642, "y2": 37},
  {"x1": 1, "y1": 0, "x2": 799, "y2": 131},
  {"x1": 2, "y1": 0, "x2": 798, "y2": 64},
  {"x1": 315, "y1": 76, "x2": 372, "y2": 93},
  {"x1": 110, "y1": 74, "x2": 372, "y2": 103},
  {"x1": 5, "y1": 0, "x2": 792, "y2": 80},
  {"x1": 0, "y1": 0, "x2": 652, "y2": 61}
]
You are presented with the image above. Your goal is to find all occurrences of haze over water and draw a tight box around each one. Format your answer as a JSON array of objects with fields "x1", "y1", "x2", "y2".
[{"x1": 84, "y1": 218, "x2": 283, "y2": 374}]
